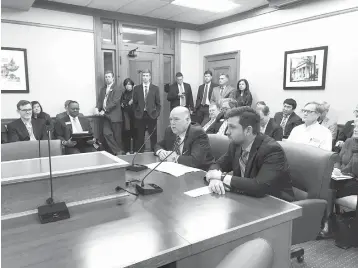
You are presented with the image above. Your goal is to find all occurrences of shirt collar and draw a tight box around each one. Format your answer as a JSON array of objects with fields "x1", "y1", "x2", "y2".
[
  {"x1": 21, "y1": 118, "x2": 32, "y2": 126},
  {"x1": 242, "y1": 138, "x2": 255, "y2": 153},
  {"x1": 304, "y1": 121, "x2": 319, "y2": 129},
  {"x1": 106, "y1": 83, "x2": 113, "y2": 89},
  {"x1": 143, "y1": 83, "x2": 150, "y2": 88},
  {"x1": 69, "y1": 115, "x2": 78, "y2": 120}
]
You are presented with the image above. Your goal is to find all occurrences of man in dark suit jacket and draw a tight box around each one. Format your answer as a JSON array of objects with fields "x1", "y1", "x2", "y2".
[
  {"x1": 95, "y1": 71, "x2": 124, "y2": 155},
  {"x1": 167, "y1": 72, "x2": 194, "y2": 111},
  {"x1": 7, "y1": 100, "x2": 48, "y2": 142},
  {"x1": 336, "y1": 105, "x2": 358, "y2": 148},
  {"x1": 154, "y1": 106, "x2": 214, "y2": 171},
  {"x1": 133, "y1": 69, "x2": 161, "y2": 152},
  {"x1": 195, "y1": 70, "x2": 218, "y2": 125},
  {"x1": 206, "y1": 107, "x2": 294, "y2": 201},
  {"x1": 273, "y1": 98, "x2": 303, "y2": 139},
  {"x1": 55, "y1": 101, "x2": 97, "y2": 155},
  {"x1": 256, "y1": 101, "x2": 283, "y2": 141}
]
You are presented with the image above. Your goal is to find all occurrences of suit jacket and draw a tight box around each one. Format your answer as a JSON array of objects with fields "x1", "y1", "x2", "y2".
[
  {"x1": 167, "y1": 82, "x2": 194, "y2": 111},
  {"x1": 96, "y1": 84, "x2": 123, "y2": 122},
  {"x1": 7, "y1": 118, "x2": 48, "y2": 142},
  {"x1": 264, "y1": 118, "x2": 283, "y2": 141},
  {"x1": 195, "y1": 83, "x2": 218, "y2": 109},
  {"x1": 54, "y1": 115, "x2": 93, "y2": 141},
  {"x1": 133, "y1": 83, "x2": 161, "y2": 120},
  {"x1": 56, "y1": 111, "x2": 83, "y2": 120},
  {"x1": 273, "y1": 112, "x2": 303, "y2": 139},
  {"x1": 154, "y1": 124, "x2": 215, "y2": 171},
  {"x1": 210, "y1": 85, "x2": 235, "y2": 104},
  {"x1": 206, "y1": 112, "x2": 225, "y2": 134},
  {"x1": 210, "y1": 134, "x2": 295, "y2": 201},
  {"x1": 338, "y1": 120, "x2": 355, "y2": 142}
]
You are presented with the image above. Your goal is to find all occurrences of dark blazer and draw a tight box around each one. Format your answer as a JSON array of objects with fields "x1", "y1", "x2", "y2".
[
  {"x1": 264, "y1": 118, "x2": 283, "y2": 141},
  {"x1": 206, "y1": 112, "x2": 225, "y2": 134},
  {"x1": 96, "y1": 84, "x2": 123, "y2": 122},
  {"x1": 167, "y1": 82, "x2": 194, "y2": 111},
  {"x1": 7, "y1": 118, "x2": 48, "y2": 142},
  {"x1": 338, "y1": 120, "x2": 355, "y2": 142},
  {"x1": 133, "y1": 83, "x2": 161, "y2": 120},
  {"x1": 210, "y1": 134, "x2": 295, "y2": 201},
  {"x1": 54, "y1": 115, "x2": 93, "y2": 141},
  {"x1": 154, "y1": 124, "x2": 215, "y2": 171},
  {"x1": 195, "y1": 83, "x2": 218, "y2": 110},
  {"x1": 273, "y1": 111, "x2": 303, "y2": 139}
]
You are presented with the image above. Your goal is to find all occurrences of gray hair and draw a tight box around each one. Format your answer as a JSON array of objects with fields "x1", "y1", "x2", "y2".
[{"x1": 304, "y1": 101, "x2": 325, "y2": 114}]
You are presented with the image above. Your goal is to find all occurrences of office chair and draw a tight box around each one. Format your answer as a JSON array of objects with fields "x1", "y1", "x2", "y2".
[
  {"x1": 216, "y1": 238, "x2": 274, "y2": 268},
  {"x1": 207, "y1": 134, "x2": 230, "y2": 160}
]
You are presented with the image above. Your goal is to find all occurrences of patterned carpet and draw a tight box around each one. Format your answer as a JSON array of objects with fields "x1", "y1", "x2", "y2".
[{"x1": 291, "y1": 239, "x2": 358, "y2": 268}]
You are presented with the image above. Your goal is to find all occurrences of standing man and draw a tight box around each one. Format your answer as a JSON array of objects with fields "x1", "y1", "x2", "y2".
[
  {"x1": 167, "y1": 72, "x2": 194, "y2": 112},
  {"x1": 256, "y1": 101, "x2": 283, "y2": 141},
  {"x1": 210, "y1": 74, "x2": 235, "y2": 104},
  {"x1": 195, "y1": 70, "x2": 218, "y2": 125},
  {"x1": 274, "y1": 98, "x2": 303, "y2": 139},
  {"x1": 95, "y1": 70, "x2": 124, "y2": 155},
  {"x1": 133, "y1": 69, "x2": 161, "y2": 152}
]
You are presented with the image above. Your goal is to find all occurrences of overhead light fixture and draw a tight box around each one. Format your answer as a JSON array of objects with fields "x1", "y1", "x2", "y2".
[
  {"x1": 136, "y1": 41, "x2": 145, "y2": 44},
  {"x1": 122, "y1": 39, "x2": 131, "y2": 43},
  {"x1": 171, "y1": 0, "x2": 239, "y2": 13},
  {"x1": 122, "y1": 27, "x2": 156, "y2": 35}
]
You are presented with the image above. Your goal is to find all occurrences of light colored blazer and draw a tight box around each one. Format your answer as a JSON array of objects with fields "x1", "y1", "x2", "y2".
[
  {"x1": 320, "y1": 116, "x2": 338, "y2": 139},
  {"x1": 210, "y1": 85, "x2": 235, "y2": 104}
]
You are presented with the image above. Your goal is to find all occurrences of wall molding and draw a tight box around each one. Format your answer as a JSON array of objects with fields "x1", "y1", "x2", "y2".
[
  {"x1": 1, "y1": 19, "x2": 94, "y2": 33},
  {"x1": 181, "y1": 40, "x2": 200, "y2": 45},
  {"x1": 199, "y1": 6, "x2": 358, "y2": 45}
]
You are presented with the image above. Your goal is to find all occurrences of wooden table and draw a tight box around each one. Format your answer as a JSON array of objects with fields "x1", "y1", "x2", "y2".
[{"x1": 1, "y1": 153, "x2": 301, "y2": 268}]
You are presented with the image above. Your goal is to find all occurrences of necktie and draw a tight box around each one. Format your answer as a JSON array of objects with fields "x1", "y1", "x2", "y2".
[
  {"x1": 280, "y1": 114, "x2": 289, "y2": 134},
  {"x1": 173, "y1": 135, "x2": 182, "y2": 155},
  {"x1": 239, "y1": 150, "x2": 249, "y2": 176},
  {"x1": 201, "y1": 84, "x2": 208, "y2": 105},
  {"x1": 179, "y1": 84, "x2": 186, "y2": 106},
  {"x1": 220, "y1": 86, "x2": 224, "y2": 97},
  {"x1": 26, "y1": 123, "x2": 36, "y2": 141},
  {"x1": 144, "y1": 85, "x2": 148, "y2": 110},
  {"x1": 73, "y1": 117, "x2": 83, "y2": 133}
]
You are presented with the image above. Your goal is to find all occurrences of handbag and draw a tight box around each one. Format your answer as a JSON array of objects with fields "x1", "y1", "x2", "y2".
[{"x1": 335, "y1": 211, "x2": 358, "y2": 249}]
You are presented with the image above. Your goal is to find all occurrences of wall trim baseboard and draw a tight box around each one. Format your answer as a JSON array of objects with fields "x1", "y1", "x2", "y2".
[
  {"x1": 1, "y1": 19, "x2": 94, "y2": 33},
  {"x1": 181, "y1": 40, "x2": 200, "y2": 45}
]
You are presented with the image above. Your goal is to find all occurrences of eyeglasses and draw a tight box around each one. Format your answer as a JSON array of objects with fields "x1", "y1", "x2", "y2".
[
  {"x1": 301, "y1": 109, "x2": 317, "y2": 114},
  {"x1": 19, "y1": 109, "x2": 32, "y2": 112}
]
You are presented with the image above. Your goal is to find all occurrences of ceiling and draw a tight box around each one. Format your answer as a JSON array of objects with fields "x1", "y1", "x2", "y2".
[{"x1": 41, "y1": 0, "x2": 269, "y2": 25}]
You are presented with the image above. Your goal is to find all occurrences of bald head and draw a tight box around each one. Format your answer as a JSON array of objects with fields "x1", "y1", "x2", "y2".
[{"x1": 169, "y1": 107, "x2": 191, "y2": 135}]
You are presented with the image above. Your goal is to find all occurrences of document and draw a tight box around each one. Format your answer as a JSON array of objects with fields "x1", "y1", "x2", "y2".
[
  {"x1": 331, "y1": 174, "x2": 353, "y2": 181},
  {"x1": 184, "y1": 186, "x2": 211, "y2": 198},
  {"x1": 146, "y1": 162, "x2": 202, "y2": 177}
]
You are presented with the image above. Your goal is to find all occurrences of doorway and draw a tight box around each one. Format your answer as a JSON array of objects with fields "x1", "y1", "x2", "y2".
[{"x1": 204, "y1": 51, "x2": 240, "y2": 87}]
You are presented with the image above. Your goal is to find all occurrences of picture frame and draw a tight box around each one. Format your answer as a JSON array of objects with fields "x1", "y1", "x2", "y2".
[
  {"x1": 283, "y1": 46, "x2": 328, "y2": 90},
  {"x1": 1, "y1": 47, "x2": 30, "y2": 93}
]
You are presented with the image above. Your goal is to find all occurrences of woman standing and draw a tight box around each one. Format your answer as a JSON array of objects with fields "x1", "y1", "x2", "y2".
[
  {"x1": 120, "y1": 78, "x2": 135, "y2": 153},
  {"x1": 230, "y1": 79, "x2": 253, "y2": 107}
]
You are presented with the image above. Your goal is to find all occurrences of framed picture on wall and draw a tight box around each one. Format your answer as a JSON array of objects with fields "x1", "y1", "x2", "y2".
[
  {"x1": 283, "y1": 46, "x2": 328, "y2": 90},
  {"x1": 1, "y1": 47, "x2": 30, "y2": 93}
]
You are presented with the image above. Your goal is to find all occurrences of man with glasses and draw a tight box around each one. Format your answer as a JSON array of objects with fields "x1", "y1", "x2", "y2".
[
  {"x1": 335, "y1": 104, "x2": 358, "y2": 148},
  {"x1": 7, "y1": 100, "x2": 48, "y2": 142},
  {"x1": 287, "y1": 101, "x2": 332, "y2": 151}
]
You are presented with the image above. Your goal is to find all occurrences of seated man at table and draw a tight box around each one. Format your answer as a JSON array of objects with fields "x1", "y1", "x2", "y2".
[
  {"x1": 7, "y1": 100, "x2": 48, "y2": 142},
  {"x1": 206, "y1": 107, "x2": 295, "y2": 201},
  {"x1": 154, "y1": 106, "x2": 215, "y2": 171},
  {"x1": 56, "y1": 100, "x2": 83, "y2": 120},
  {"x1": 207, "y1": 98, "x2": 238, "y2": 135},
  {"x1": 55, "y1": 100, "x2": 97, "y2": 155},
  {"x1": 202, "y1": 102, "x2": 222, "y2": 133}
]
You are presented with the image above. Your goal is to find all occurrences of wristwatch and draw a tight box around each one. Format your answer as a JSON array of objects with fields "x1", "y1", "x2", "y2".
[
  {"x1": 61, "y1": 140, "x2": 66, "y2": 146},
  {"x1": 220, "y1": 172, "x2": 227, "y2": 181}
]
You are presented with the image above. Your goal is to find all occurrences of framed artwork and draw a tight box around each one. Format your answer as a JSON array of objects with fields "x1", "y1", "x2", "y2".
[
  {"x1": 283, "y1": 46, "x2": 328, "y2": 90},
  {"x1": 1, "y1": 47, "x2": 30, "y2": 93}
]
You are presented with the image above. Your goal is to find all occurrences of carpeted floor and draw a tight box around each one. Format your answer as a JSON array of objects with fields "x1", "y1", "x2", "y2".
[{"x1": 291, "y1": 239, "x2": 358, "y2": 268}]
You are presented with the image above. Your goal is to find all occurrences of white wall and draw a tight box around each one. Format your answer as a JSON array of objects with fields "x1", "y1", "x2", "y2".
[
  {"x1": 1, "y1": 8, "x2": 96, "y2": 118},
  {"x1": 183, "y1": 0, "x2": 358, "y2": 123}
]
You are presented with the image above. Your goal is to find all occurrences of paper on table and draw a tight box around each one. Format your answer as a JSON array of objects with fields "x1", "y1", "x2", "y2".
[
  {"x1": 145, "y1": 162, "x2": 202, "y2": 177},
  {"x1": 332, "y1": 174, "x2": 353, "y2": 180},
  {"x1": 184, "y1": 186, "x2": 211, "y2": 197}
]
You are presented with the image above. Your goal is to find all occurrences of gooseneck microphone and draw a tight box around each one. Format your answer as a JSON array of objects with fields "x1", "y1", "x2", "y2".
[
  {"x1": 126, "y1": 124, "x2": 158, "y2": 172},
  {"x1": 135, "y1": 138, "x2": 185, "y2": 195}
]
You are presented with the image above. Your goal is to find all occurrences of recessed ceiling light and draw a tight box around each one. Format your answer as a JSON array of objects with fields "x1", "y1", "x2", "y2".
[
  {"x1": 122, "y1": 27, "x2": 156, "y2": 35},
  {"x1": 171, "y1": 0, "x2": 239, "y2": 13}
]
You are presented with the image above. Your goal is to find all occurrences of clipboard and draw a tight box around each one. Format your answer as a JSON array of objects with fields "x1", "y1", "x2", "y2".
[{"x1": 71, "y1": 132, "x2": 93, "y2": 142}]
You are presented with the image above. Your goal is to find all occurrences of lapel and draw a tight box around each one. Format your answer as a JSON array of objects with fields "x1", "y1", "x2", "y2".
[
  {"x1": 31, "y1": 119, "x2": 40, "y2": 139},
  {"x1": 265, "y1": 118, "x2": 274, "y2": 135},
  {"x1": 78, "y1": 117, "x2": 86, "y2": 131},
  {"x1": 277, "y1": 112, "x2": 283, "y2": 123},
  {"x1": 138, "y1": 84, "x2": 145, "y2": 104},
  {"x1": 64, "y1": 115, "x2": 73, "y2": 135},
  {"x1": 181, "y1": 125, "x2": 191, "y2": 155},
  {"x1": 208, "y1": 83, "x2": 215, "y2": 99},
  {"x1": 244, "y1": 135, "x2": 264, "y2": 177},
  {"x1": 18, "y1": 119, "x2": 29, "y2": 139},
  {"x1": 286, "y1": 112, "x2": 297, "y2": 126}
]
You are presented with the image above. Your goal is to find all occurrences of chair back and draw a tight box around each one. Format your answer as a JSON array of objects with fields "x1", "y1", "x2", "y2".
[
  {"x1": 1, "y1": 140, "x2": 63, "y2": 162},
  {"x1": 207, "y1": 134, "x2": 230, "y2": 160},
  {"x1": 216, "y1": 238, "x2": 273, "y2": 268},
  {"x1": 278, "y1": 141, "x2": 336, "y2": 201}
]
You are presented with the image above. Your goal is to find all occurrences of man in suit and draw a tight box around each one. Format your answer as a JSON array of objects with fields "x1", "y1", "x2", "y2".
[
  {"x1": 274, "y1": 98, "x2": 303, "y2": 139},
  {"x1": 202, "y1": 102, "x2": 221, "y2": 133},
  {"x1": 7, "y1": 100, "x2": 48, "y2": 142},
  {"x1": 336, "y1": 104, "x2": 358, "y2": 148},
  {"x1": 133, "y1": 69, "x2": 161, "y2": 152},
  {"x1": 167, "y1": 72, "x2": 194, "y2": 111},
  {"x1": 195, "y1": 70, "x2": 218, "y2": 125},
  {"x1": 55, "y1": 101, "x2": 97, "y2": 155},
  {"x1": 56, "y1": 100, "x2": 84, "y2": 120},
  {"x1": 210, "y1": 74, "x2": 235, "y2": 104},
  {"x1": 206, "y1": 107, "x2": 295, "y2": 201},
  {"x1": 95, "y1": 70, "x2": 124, "y2": 155},
  {"x1": 256, "y1": 101, "x2": 283, "y2": 141},
  {"x1": 155, "y1": 106, "x2": 214, "y2": 171}
]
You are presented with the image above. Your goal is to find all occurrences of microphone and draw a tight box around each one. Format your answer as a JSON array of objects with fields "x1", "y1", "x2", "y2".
[
  {"x1": 126, "y1": 124, "x2": 157, "y2": 172},
  {"x1": 37, "y1": 119, "x2": 70, "y2": 224},
  {"x1": 135, "y1": 138, "x2": 185, "y2": 195}
]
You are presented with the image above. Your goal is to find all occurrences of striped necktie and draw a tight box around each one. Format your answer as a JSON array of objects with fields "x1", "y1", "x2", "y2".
[
  {"x1": 239, "y1": 150, "x2": 249, "y2": 177},
  {"x1": 173, "y1": 135, "x2": 182, "y2": 155}
]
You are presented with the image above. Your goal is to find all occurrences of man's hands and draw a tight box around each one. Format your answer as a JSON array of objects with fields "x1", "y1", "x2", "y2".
[
  {"x1": 99, "y1": 110, "x2": 105, "y2": 116},
  {"x1": 335, "y1": 141, "x2": 344, "y2": 148},
  {"x1": 63, "y1": 138, "x2": 77, "y2": 147},
  {"x1": 166, "y1": 152, "x2": 178, "y2": 162},
  {"x1": 206, "y1": 169, "x2": 222, "y2": 181},
  {"x1": 157, "y1": 149, "x2": 171, "y2": 161},
  {"x1": 86, "y1": 138, "x2": 96, "y2": 145},
  {"x1": 206, "y1": 169, "x2": 226, "y2": 195}
]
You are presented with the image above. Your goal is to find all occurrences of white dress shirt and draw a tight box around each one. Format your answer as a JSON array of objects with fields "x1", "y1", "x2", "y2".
[
  {"x1": 69, "y1": 115, "x2": 83, "y2": 133},
  {"x1": 22, "y1": 119, "x2": 36, "y2": 141},
  {"x1": 178, "y1": 83, "x2": 186, "y2": 106},
  {"x1": 103, "y1": 83, "x2": 113, "y2": 111},
  {"x1": 287, "y1": 121, "x2": 332, "y2": 151},
  {"x1": 217, "y1": 120, "x2": 228, "y2": 135},
  {"x1": 203, "y1": 117, "x2": 216, "y2": 132},
  {"x1": 143, "y1": 83, "x2": 150, "y2": 111},
  {"x1": 202, "y1": 82, "x2": 211, "y2": 105}
]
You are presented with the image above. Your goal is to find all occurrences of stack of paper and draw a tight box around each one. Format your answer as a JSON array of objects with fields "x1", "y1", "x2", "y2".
[
  {"x1": 331, "y1": 174, "x2": 353, "y2": 180},
  {"x1": 145, "y1": 162, "x2": 203, "y2": 177}
]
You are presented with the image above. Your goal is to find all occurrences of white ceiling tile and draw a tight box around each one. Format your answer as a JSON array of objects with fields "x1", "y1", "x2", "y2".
[
  {"x1": 47, "y1": 0, "x2": 92, "y2": 5},
  {"x1": 118, "y1": 0, "x2": 169, "y2": 15},
  {"x1": 144, "y1": 5, "x2": 192, "y2": 20},
  {"x1": 87, "y1": 0, "x2": 135, "y2": 10},
  {"x1": 169, "y1": 10, "x2": 217, "y2": 24}
]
